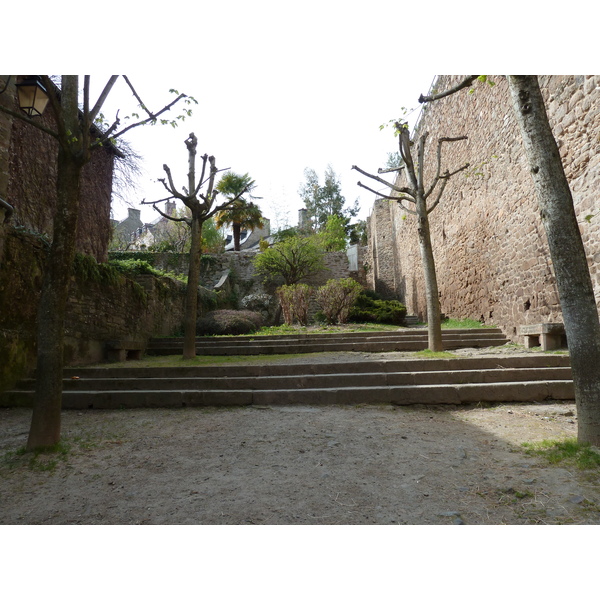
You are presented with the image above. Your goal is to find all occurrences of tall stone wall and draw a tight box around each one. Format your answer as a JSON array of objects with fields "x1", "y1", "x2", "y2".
[
  {"x1": 0, "y1": 76, "x2": 115, "y2": 262},
  {"x1": 367, "y1": 75, "x2": 600, "y2": 340}
]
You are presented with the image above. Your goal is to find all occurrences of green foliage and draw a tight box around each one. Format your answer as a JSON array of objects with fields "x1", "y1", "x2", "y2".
[
  {"x1": 348, "y1": 289, "x2": 407, "y2": 325},
  {"x1": 276, "y1": 284, "x2": 313, "y2": 326},
  {"x1": 386, "y1": 151, "x2": 403, "y2": 169},
  {"x1": 72, "y1": 253, "x2": 121, "y2": 286},
  {"x1": 197, "y1": 310, "x2": 264, "y2": 336},
  {"x1": 415, "y1": 349, "x2": 457, "y2": 359},
  {"x1": 348, "y1": 220, "x2": 368, "y2": 246},
  {"x1": 109, "y1": 258, "x2": 163, "y2": 277},
  {"x1": 468, "y1": 75, "x2": 496, "y2": 94},
  {"x1": 441, "y1": 318, "x2": 486, "y2": 328},
  {"x1": 522, "y1": 438, "x2": 600, "y2": 470},
  {"x1": 201, "y1": 217, "x2": 226, "y2": 254},
  {"x1": 108, "y1": 250, "x2": 157, "y2": 265},
  {"x1": 315, "y1": 278, "x2": 363, "y2": 324},
  {"x1": 3, "y1": 440, "x2": 71, "y2": 471},
  {"x1": 319, "y1": 214, "x2": 348, "y2": 251},
  {"x1": 253, "y1": 235, "x2": 325, "y2": 285},
  {"x1": 298, "y1": 166, "x2": 358, "y2": 232},
  {"x1": 273, "y1": 226, "x2": 300, "y2": 241}
]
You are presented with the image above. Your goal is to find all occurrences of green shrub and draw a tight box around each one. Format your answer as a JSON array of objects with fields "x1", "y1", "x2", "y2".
[
  {"x1": 348, "y1": 290, "x2": 407, "y2": 325},
  {"x1": 315, "y1": 278, "x2": 363, "y2": 324},
  {"x1": 197, "y1": 310, "x2": 264, "y2": 336},
  {"x1": 109, "y1": 258, "x2": 162, "y2": 277},
  {"x1": 276, "y1": 284, "x2": 313, "y2": 326}
]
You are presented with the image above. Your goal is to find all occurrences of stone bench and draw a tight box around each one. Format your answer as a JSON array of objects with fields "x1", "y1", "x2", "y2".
[
  {"x1": 105, "y1": 340, "x2": 145, "y2": 362},
  {"x1": 519, "y1": 323, "x2": 567, "y2": 351}
]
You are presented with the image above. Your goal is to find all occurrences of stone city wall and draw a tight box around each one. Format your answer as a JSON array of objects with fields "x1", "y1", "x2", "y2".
[{"x1": 366, "y1": 75, "x2": 600, "y2": 340}]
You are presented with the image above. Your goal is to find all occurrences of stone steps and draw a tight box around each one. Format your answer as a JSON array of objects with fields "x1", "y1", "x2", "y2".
[
  {"x1": 147, "y1": 328, "x2": 509, "y2": 356},
  {"x1": 3, "y1": 355, "x2": 574, "y2": 409}
]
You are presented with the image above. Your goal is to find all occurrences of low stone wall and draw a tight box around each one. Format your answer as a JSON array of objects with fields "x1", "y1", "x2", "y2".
[
  {"x1": 112, "y1": 248, "x2": 357, "y2": 300},
  {"x1": 1, "y1": 228, "x2": 187, "y2": 392}
]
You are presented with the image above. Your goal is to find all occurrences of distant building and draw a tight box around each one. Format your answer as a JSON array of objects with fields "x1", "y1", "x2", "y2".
[{"x1": 223, "y1": 218, "x2": 271, "y2": 251}]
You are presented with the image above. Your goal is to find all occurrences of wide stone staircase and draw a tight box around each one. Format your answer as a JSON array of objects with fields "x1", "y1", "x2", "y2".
[
  {"x1": 3, "y1": 354, "x2": 573, "y2": 410},
  {"x1": 146, "y1": 327, "x2": 509, "y2": 356}
]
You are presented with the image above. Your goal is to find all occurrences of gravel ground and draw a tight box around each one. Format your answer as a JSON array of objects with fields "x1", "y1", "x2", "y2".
[{"x1": 2, "y1": 345, "x2": 598, "y2": 525}]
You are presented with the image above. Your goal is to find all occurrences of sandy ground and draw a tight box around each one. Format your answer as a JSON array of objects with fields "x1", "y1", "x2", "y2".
[{"x1": 1, "y1": 346, "x2": 599, "y2": 525}]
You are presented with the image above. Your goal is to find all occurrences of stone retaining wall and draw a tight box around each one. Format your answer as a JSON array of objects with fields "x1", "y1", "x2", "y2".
[
  {"x1": 0, "y1": 229, "x2": 187, "y2": 392},
  {"x1": 367, "y1": 75, "x2": 600, "y2": 340}
]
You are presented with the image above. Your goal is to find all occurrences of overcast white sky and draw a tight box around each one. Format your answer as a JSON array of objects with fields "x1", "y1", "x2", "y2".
[
  {"x1": 94, "y1": 68, "x2": 434, "y2": 229},
  {"x1": 10, "y1": 1, "x2": 596, "y2": 235}
]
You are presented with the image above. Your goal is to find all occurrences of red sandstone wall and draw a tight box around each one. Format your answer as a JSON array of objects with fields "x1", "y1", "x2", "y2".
[{"x1": 368, "y1": 75, "x2": 600, "y2": 340}]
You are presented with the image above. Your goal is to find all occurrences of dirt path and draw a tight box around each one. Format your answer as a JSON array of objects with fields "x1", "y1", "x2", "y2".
[{"x1": 1, "y1": 397, "x2": 598, "y2": 524}]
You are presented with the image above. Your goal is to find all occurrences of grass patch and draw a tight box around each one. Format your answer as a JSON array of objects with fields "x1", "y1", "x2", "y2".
[
  {"x1": 522, "y1": 437, "x2": 600, "y2": 470},
  {"x1": 87, "y1": 352, "x2": 333, "y2": 369},
  {"x1": 247, "y1": 323, "x2": 400, "y2": 336},
  {"x1": 2, "y1": 440, "x2": 72, "y2": 473},
  {"x1": 441, "y1": 318, "x2": 488, "y2": 329},
  {"x1": 415, "y1": 349, "x2": 457, "y2": 359}
]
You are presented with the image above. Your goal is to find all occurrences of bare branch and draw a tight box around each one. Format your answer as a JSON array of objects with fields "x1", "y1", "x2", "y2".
[
  {"x1": 122, "y1": 76, "x2": 155, "y2": 119},
  {"x1": 424, "y1": 135, "x2": 468, "y2": 200},
  {"x1": 399, "y1": 128, "x2": 418, "y2": 190},
  {"x1": 416, "y1": 132, "x2": 428, "y2": 192},
  {"x1": 106, "y1": 93, "x2": 187, "y2": 143},
  {"x1": 352, "y1": 165, "x2": 416, "y2": 198},
  {"x1": 141, "y1": 196, "x2": 176, "y2": 205},
  {"x1": 427, "y1": 177, "x2": 450, "y2": 214},
  {"x1": 151, "y1": 203, "x2": 191, "y2": 224},
  {"x1": 0, "y1": 103, "x2": 58, "y2": 139},
  {"x1": 161, "y1": 165, "x2": 188, "y2": 200},
  {"x1": 205, "y1": 196, "x2": 240, "y2": 220},
  {"x1": 397, "y1": 201, "x2": 418, "y2": 216},
  {"x1": 419, "y1": 76, "x2": 479, "y2": 103},
  {"x1": 88, "y1": 75, "x2": 119, "y2": 124},
  {"x1": 440, "y1": 162, "x2": 471, "y2": 179},
  {"x1": 356, "y1": 181, "x2": 415, "y2": 204},
  {"x1": 378, "y1": 165, "x2": 405, "y2": 174}
]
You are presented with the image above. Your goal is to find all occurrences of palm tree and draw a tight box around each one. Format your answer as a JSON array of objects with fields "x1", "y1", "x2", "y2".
[{"x1": 215, "y1": 172, "x2": 264, "y2": 250}]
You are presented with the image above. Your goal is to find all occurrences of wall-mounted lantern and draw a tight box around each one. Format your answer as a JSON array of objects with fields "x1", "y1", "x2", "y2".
[{"x1": 15, "y1": 76, "x2": 50, "y2": 117}]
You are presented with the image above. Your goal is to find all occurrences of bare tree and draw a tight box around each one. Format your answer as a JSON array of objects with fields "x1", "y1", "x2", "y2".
[
  {"x1": 352, "y1": 123, "x2": 469, "y2": 351},
  {"x1": 0, "y1": 75, "x2": 194, "y2": 450},
  {"x1": 420, "y1": 75, "x2": 600, "y2": 445},
  {"x1": 142, "y1": 133, "x2": 251, "y2": 358}
]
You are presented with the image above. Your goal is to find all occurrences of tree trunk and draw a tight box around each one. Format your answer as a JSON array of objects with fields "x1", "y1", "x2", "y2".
[
  {"x1": 27, "y1": 148, "x2": 82, "y2": 450},
  {"x1": 507, "y1": 75, "x2": 600, "y2": 445},
  {"x1": 183, "y1": 216, "x2": 203, "y2": 359},
  {"x1": 27, "y1": 76, "x2": 84, "y2": 451},
  {"x1": 233, "y1": 222, "x2": 241, "y2": 251},
  {"x1": 416, "y1": 194, "x2": 443, "y2": 352}
]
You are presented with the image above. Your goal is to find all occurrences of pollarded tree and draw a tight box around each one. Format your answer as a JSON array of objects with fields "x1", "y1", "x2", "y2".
[
  {"x1": 142, "y1": 133, "x2": 252, "y2": 359},
  {"x1": 353, "y1": 124, "x2": 469, "y2": 351},
  {"x1": 214, "y1": 172, "x2": 263, "y2": 251},
  {"x1": 420, "y1": 75, "x2": 600, "y2": 445},
  {"x1": 0, "y1": 75, "x2": 195, "y2": 451}
]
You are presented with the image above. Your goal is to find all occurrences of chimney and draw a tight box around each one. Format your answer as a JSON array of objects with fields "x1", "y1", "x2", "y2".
[{"x1": 298, "y1": 208, "x2": 308, "y2": 229}]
